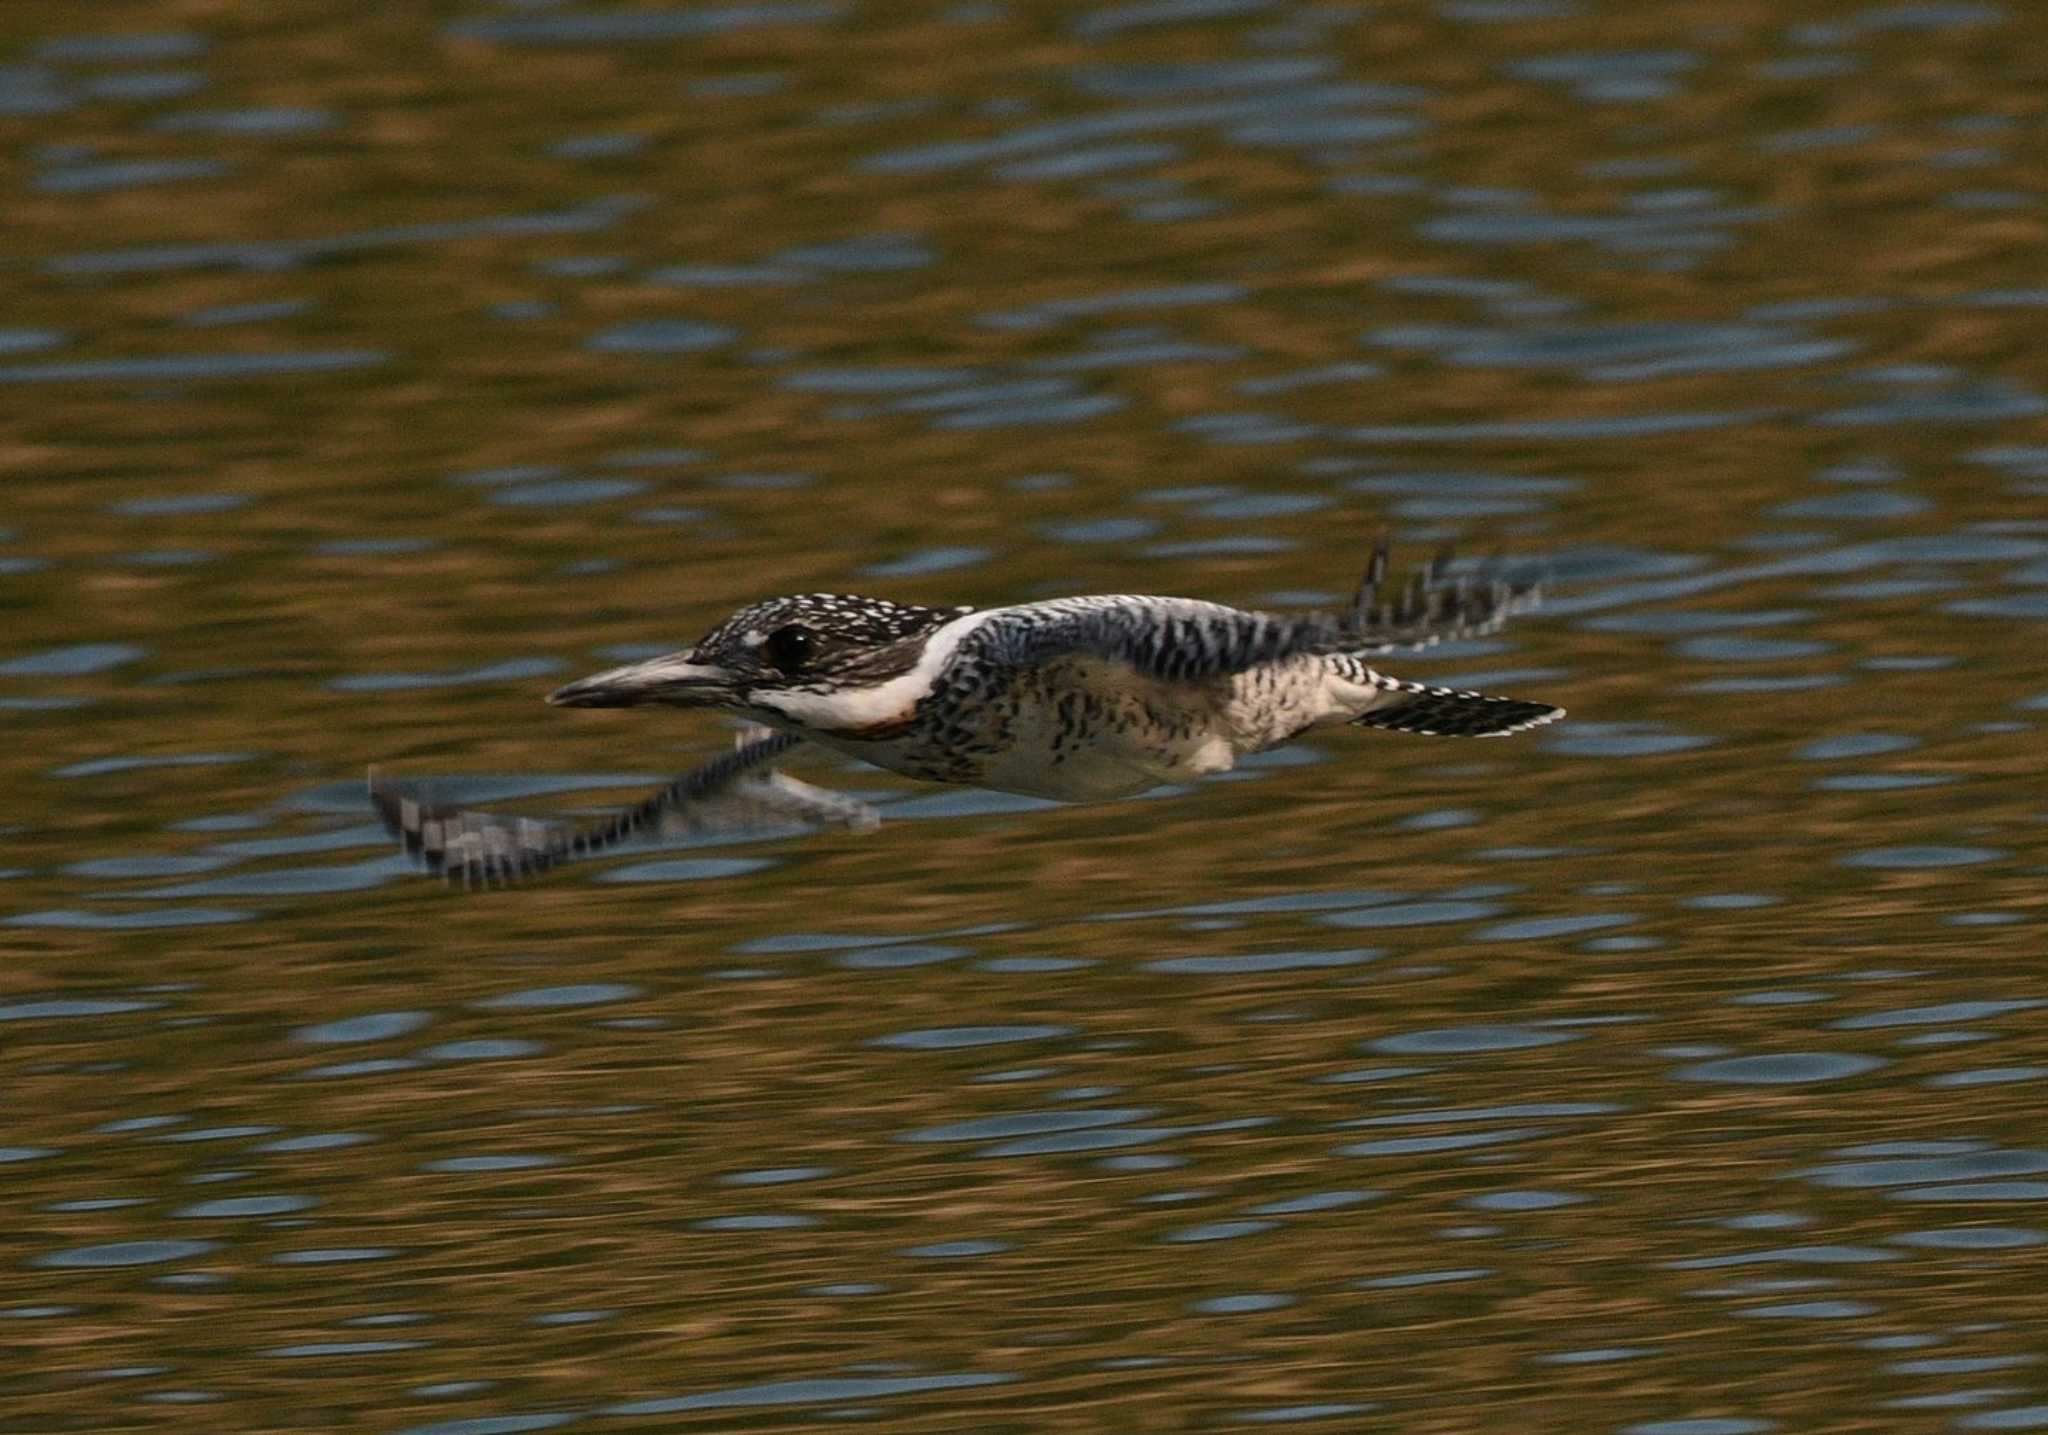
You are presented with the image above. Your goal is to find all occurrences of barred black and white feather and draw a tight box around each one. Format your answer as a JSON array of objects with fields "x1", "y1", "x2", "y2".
[
  {"x1": 971, "y1": 537, "x2": 1539, "y2": 683},
  {"x1": 370, "y1": 729, "x2": 876, "y2": 887}
]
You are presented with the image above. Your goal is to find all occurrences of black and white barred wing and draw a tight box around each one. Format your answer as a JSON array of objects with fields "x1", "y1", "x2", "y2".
[
  {"x1": 984, "y1": 596, "x2": 1346, "y2": 685},
  {"x1": 986, "y1": 542, "x2": 1545, "y2": 680},
  {"x1": 1343, "y1": 537, "x2": 1545, "y2": 655},
  {"x1": 369, "y1": 730, "x2": 876, "y2": 888}
]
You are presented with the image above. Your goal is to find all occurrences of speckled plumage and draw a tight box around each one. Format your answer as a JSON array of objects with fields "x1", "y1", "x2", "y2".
[
  {"x1": 546, "y1": 546, "x2": 1564, "y2": 802},
  {"x1": 731, "y1": 596, "x2": 1556, "y2": 800},
  {"x1": 375, "y1": 544, "x2": 1564, "y2": 883}
]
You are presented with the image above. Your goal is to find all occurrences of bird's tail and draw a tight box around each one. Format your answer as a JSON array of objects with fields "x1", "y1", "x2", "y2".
[{"x1": 1351, "y1": 676, "x2": 1564, "y2": 738}]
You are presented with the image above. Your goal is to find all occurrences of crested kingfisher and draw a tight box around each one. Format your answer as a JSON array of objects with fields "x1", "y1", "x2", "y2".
[{"x1": 373, "y1": 541, "x2": 1561, "y2": 884}]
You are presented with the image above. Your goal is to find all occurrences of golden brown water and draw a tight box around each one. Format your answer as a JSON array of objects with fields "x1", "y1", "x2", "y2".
[{"x1": 3, "y1": 2, "x2": 2046, "y2": 1431}]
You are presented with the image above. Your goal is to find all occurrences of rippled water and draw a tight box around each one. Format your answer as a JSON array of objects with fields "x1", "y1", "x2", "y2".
[{"x1": 5, "y1": 2, "x2": 2047, "y2": 1431}]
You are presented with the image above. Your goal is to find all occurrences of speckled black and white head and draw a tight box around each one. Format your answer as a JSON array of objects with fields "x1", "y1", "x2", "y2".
[{"x1": 548, "y1": 594, "x2": 980, "y2": 733}]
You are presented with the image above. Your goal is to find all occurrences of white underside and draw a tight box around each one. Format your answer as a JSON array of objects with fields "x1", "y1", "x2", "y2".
[{"x1": 816, "y1": 647, "x2": 1396, "y2": 802}]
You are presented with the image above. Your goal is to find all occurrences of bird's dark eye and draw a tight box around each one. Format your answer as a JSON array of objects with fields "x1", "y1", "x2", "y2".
[{"x1": 762, "y1": 624, "x2": 816, "y2": 673}]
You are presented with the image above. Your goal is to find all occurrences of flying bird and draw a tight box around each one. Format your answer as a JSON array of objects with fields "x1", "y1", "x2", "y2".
[{"x1": 372, "y1": 540, "x2": 1561, "y2": 885}]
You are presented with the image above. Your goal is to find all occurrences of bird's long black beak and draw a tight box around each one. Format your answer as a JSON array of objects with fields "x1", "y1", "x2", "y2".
[{"x1": 547, "y1": 654, "x2": 736, "y2": 709}]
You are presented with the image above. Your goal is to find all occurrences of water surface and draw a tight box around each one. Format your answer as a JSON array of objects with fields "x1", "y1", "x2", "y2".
[{"x1": 4, "y1": 2, "x2": 2047, "y2": 1431}]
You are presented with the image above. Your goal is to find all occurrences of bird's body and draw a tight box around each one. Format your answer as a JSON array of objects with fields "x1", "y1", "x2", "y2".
[
  {"x1": 760, "y1": 599, "x2": 1396, "y2": 800},
  {"x1": 376, "y1": 543, "x2": 1563, "y2": 884},
  {"x1": 548, "y1": 566, "x2": 1563, "y2": 803}
]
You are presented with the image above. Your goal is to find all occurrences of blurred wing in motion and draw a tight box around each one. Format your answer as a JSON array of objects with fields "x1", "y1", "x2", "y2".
[
  {"x1": 991, "y1": 538, "x2": 1547, "y2": 684},
  {"x1": 369, "y1": 729, "x2": 877, "y2": 888},
  {"x1": 1344, "y1": 535, "x2": 1544, "y2": 655}
]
